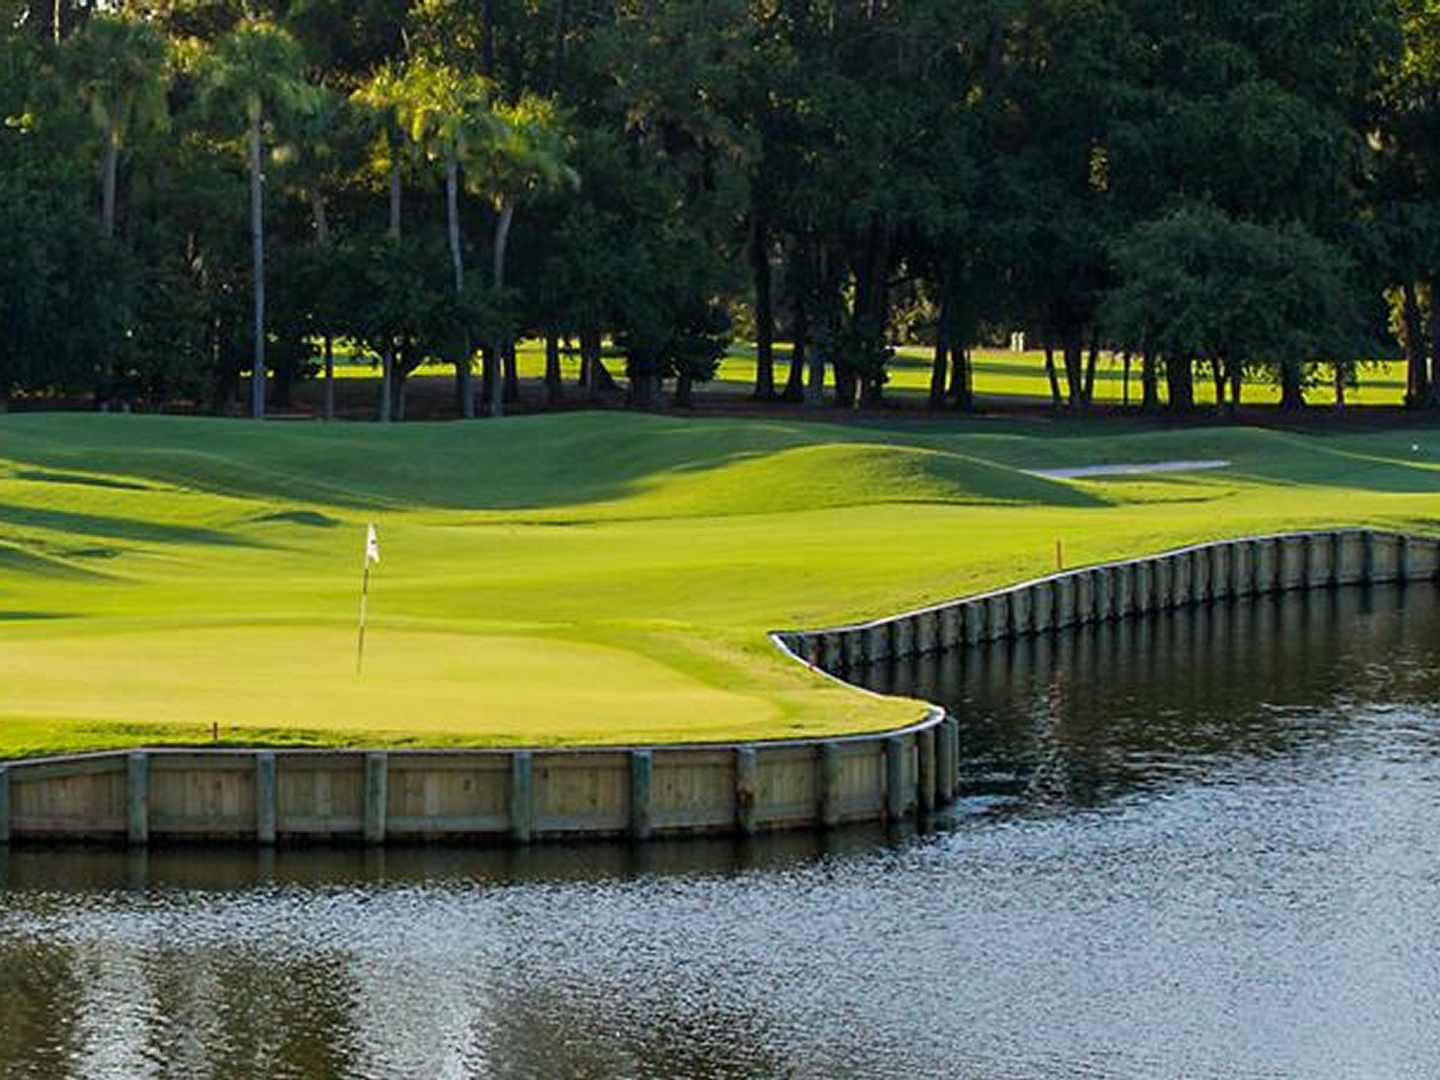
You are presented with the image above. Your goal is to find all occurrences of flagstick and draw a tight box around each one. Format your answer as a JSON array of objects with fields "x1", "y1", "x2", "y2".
[{"x1": 356, "y1": 560, "x2": 371, "y2": 675}]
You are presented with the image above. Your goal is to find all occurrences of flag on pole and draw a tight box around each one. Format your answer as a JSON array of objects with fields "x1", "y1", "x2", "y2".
[
  {"x1": 365, "y1": 522, "x2": 380, "y2": 566},
  {"x1": 357, "y1": 522, "x2": 379, "y2": 674}
]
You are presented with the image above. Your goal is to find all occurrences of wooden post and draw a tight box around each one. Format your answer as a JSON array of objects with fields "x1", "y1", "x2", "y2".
[
  {"x1": 819, "y1": 743, "x2": 843, "y2": 828},
  {"x1": 510, "y1": 751, "x2": 534, "y2": 844},
  {"x1": 917, "y1": 727, "x2": 937, "y2": 813},
  {"x1": 629, "y1": 749, "x2": 653, "y2": 841},
  {"x1": 255, "y1": 752, "x2": 277, "y2": 845},
  {"x1": 364, "y1": 752, "x2": 388, "y2": 845},
  {"x1": 936, "y1": 717, "x2": 957, "y2": 805},
  {"x1": 885, "y1": 736, "x2": 907, "y2": 822},
  {"x1": 0, "y1": 766, "x2": 10, "y2": 844},
  {"x1": 127, "y1": 752, "x2": 149, "y2": 846},
  {"x1": 735, "y1": 747, "x2": 758, "y2": 835}
]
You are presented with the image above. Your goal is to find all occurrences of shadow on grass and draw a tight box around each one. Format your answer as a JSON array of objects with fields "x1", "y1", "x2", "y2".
[
  {"x1": 0, "y1": 541, "x2": 110, "y2": 579},
  {"x1": 14, "y1": 469, "x2": 156, "y2": 492},
  {"x1": 0, "y1": 502, "x2": 257, "y2": 548}
]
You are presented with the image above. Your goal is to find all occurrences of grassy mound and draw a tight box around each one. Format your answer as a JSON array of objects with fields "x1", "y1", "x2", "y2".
[{"x1": 0, "y1": 412, "x2": 1437, "y2": 758}]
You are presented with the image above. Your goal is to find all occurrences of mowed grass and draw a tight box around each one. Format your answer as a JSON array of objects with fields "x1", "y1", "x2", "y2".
[{"x1": 1, "y1": 412, "x2": 1438, "y2": 759}]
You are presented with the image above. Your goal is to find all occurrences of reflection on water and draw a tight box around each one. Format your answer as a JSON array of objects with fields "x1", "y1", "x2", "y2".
[{"x1": 2, "y1": 584, "x2": 1439, "y2": 1079}]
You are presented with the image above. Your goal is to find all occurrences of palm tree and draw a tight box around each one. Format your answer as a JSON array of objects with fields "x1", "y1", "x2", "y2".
[
  {"x1": 396, "y1": 56, "x2": 496, "y2": 419},
  {"x1": 200, "y1": 21, "x2": 317, "y2": 420},
  {"x1": 67, "y1": 14, "x2": 169, "y2": 239},
  {"x1": 283, "y1": 87, "x2": 359, "y2": 420},
  {"x1": 477, "y1": 95, "x2": 578, "y2": 417},
  {"x1": 354, "y1": 62, "x2": 418, "y2": 422}
]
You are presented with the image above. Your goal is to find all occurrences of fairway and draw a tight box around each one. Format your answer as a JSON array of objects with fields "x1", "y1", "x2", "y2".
[{"x1": 1, "y1": 412, "x2": 1439, "y2": 759}]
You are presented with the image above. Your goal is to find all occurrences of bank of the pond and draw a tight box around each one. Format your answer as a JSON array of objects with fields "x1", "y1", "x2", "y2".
[{"x1": 0, "y1": 413, "x2": 1439, "y2": 762}]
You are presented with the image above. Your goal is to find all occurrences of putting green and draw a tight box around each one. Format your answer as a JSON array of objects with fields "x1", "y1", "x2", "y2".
[{"x1": 0, "y1": 412, "x2": 1437, "y2": 759}]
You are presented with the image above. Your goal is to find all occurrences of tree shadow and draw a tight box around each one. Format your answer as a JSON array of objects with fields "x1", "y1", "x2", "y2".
[{"x1": 0, "y1": 503, "x2": 257, "y2": 548}]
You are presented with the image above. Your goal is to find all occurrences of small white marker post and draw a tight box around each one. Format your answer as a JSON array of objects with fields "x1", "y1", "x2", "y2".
[{"x1": 356, "y1": 522, "x2": 380, "y2": 674}]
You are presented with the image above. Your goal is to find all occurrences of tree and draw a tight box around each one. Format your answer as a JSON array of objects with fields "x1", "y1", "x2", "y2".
[
  {"x1": 199, "y1": 19, "x2": 318, "y2": 420},
  {"x1": 394, "y1": 54, "x2": 495, "y2": 418},
  {"x1": 475, "y1": 93, "x2": 576, "y2": 416},
  {"x1": 66, "y1": 14, "x2": 169, "y2": 239},
  {"x1": 1105, "y1": 205, "x2": 1361, "y2": 412}
]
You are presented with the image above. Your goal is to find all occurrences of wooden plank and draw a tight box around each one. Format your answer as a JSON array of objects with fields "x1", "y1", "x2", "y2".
[
  {"x1": 629, "y1": 749, "x2": 653, "y2": 841},
  {"x1": 510, "y1": 751, "x2": 533, "y2": 843},
  {"x1": 256, "y1": 752, "x2": 276, "y2": 845},
  {"x1": 127, "y1": 752, "x2": 149, "y2": 846},
  {"x1": 735, "y1": 746, "x2": 758, "y2": 835},
  {"x1": 364, "y1": 752, "x2": 388, "y2": 845}
]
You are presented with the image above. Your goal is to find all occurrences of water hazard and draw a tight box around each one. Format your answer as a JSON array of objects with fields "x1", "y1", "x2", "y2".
[{"x1": 2, "y1": 584, "x2": 1439, "y2": 1078}]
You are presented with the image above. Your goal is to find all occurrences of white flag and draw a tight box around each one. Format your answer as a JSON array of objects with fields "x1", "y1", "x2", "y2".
[{"x1": 365, "y1": 522, "x2": 380, "y2": 566}]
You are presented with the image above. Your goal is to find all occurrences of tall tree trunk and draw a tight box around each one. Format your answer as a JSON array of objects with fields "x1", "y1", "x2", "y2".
[
  {"x1": 1043, "y1": 339, "x2": 1062, "y2": 407},
  {"x1": 1212, "y1": 359, "x2": 1227, "y2": 409},
  {"x1": 1141, "y1": 348, "x2": 1159, "y2": 411},
  {"x1": 310, "y1": 189, "x2": 332, "y2": 420},
  {"x1": 445, "y1": 154, "x2": 473, "y2": 420},
  {"x1": 544, "y1": 332, "x2": 563, "y2": 406},
  {"x1": 1229, "y1": 355, "x2": 1242, "y2": 410},
  {"x1": 503, "y1": 341, "x2": 519, "y2": 404},
  {"x1": 832, "y1": 356, "x2": 856, "y2": 409},
  {"x1": 1334, "y1": 362, "x2": 1347, "y2": 409},
  {"x1": 101, "y1": 130, "x2": 118, "y2": 238},
  {"x1": 380, "y1": 349, "x2": 393, "y2": 422},
  {"x1": 489, "y1": 200, "x2": 515, "y2": 418},
  {"x1": 929, "y1": 290, "x2": 949, "y2": 408},
  {"x1": 951, "y1": 346, "x2": 974, "y2": 409},
  {"x1": 249, "y1": 112, "x2": 266, "y2": 420},
  {"x1": 1121, "y1": 350, "x2": 1131, "y2": 407},
  {"x1": 388, "y1": 158, "x2": 402, "y2": 239},
  {"x1": 1402, "y1": 281, "x2": 1427, "y2": 407},
  {"x1": 783, "y1": 304, "x2": 808, "y2": 402},
  {"x1": 1082, "y1": 327, "x2": 1099, "y2": 404},
  {"x1": 1426, "y1": 279, "x2": 1440, "y2": 408},
  {"x1": 805, "y1": 317, "x2": 826, "y2": 409},
  {"x1": 323, "y1": 335, "x2": 335, "y2": 420},
  {"x1": 310, "y1": 190, "x2": 329, "y2": 247},
  {"x1": 580, "y1": 330, "x2": 604, "y2": 401},
  {"x1": 929, "y1": 333, "x2": 948, "y2": 408},
  {"x1": 673, "y1": 372, "x2": 694, "y2": 408},
  {"x1": 1279, "y1": 358, "x2": 1305, "y2": 410},
  {"x1": 751, "y1": 211, "x2": 775, "y2": 399},
  {"x1": 1062, "y1": 332, "x2": 1084, "y2": 407},
  {"x1": 1165, "y1": 356, "x2": 1194, "y2": 411},
  {"x1": 381, "y1": 159, "x2": 401, "y2": 423}
]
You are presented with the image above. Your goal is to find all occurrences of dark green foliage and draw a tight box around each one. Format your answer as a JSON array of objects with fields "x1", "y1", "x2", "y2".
[{"x1": 0, "y1": 0, "x2": 1434, "y2": 415}]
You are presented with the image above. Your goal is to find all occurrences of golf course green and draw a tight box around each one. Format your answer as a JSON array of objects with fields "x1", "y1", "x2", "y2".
[{"x1": 0, "y1": 412, "x2": 1437, "y2": 760}]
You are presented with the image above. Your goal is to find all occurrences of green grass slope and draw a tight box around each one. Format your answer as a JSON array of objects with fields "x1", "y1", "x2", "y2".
[{"x1": 1, "y1": 413, "x2": 1438, "y2": 759}]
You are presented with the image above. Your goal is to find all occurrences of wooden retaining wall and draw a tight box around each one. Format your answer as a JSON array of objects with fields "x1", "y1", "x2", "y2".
[
  {"x1": 0, "y1": 713, "x2": 956, "y2": 846},
  {"x1": 2, "y1": 528, "x2": 1431, "y2": 847},
  {"x1": 774, "y1": 529, "x2": 1440, "y2": 674}
]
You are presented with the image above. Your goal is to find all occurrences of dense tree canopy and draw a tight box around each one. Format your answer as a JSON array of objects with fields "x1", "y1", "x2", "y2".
[{"x1": 3, "y1": 0, "x2": 1439, "y2": 415}]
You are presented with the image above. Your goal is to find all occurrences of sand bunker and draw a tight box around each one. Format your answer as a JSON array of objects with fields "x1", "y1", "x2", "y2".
[{"x1": 1027, "y1": 460, "x2": 1232, "y2": 480}]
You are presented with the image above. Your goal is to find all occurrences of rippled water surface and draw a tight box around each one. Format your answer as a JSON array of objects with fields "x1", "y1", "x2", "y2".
[{"x1": 3, "y1": 584, "x2": 1439, "y2": 1079}]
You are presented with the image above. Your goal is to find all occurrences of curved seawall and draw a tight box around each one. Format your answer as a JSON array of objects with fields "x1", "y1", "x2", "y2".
[
  {"x1": 1, "y1": 529, "x2": 1433, "y2": 846},
  {"x1": 773, "y1": 529, "x2": 1440, "y2": 674}
]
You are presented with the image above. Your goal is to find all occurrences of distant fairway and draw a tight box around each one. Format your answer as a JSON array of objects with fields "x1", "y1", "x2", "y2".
[
  {"x1": 1, "y1": 412, "x2": 1438, "y2": 759},
  {"x1": 317, "y1": 342, "x2": 1411, "y2": 413}
]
